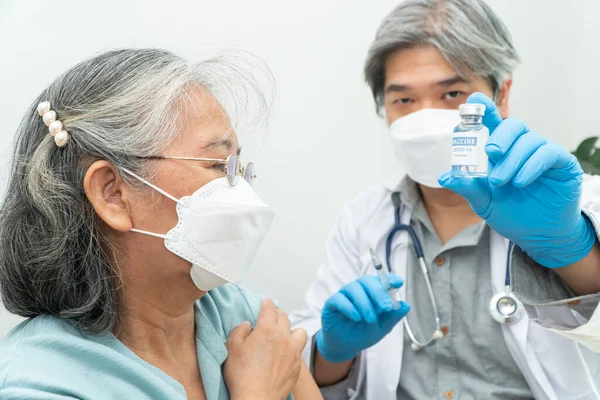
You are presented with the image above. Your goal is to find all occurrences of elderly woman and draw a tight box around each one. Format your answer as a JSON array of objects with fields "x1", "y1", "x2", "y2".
[{"x1": 0, "y1": 49, "x2": 321, "y2": 400}]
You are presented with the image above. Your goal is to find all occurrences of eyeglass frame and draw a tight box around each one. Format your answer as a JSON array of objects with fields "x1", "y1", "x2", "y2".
[{"x1": 133, "y1": 153, "x2": 257, "y2": 187}]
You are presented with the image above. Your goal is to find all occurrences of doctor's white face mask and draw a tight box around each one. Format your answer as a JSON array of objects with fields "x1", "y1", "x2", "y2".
[
  {"x1": 389, "y1": 108, "x2": 461, "y2": 188},
  {"x1": 121, "y1": 169, "x2": 275, "y2": 292}
]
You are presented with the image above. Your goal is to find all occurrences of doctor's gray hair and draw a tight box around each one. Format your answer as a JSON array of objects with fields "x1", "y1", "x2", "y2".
[
  {"x1": 365, "y1": 0, "x2": 520, "y2": 112},
  {"x1": 0, "y1": 48, "x2": 271, "y2": 334}
]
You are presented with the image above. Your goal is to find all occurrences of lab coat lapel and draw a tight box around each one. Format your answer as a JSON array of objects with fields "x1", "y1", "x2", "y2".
[
  {"x1": 366, "y1": 320, "x2": 404, "y2": 400},
  {"x1": 490, "y1": 231, "x2": 530, "y2": 354},
  {"x1": 490, "y1": 231, "x2": 557, "y2": 400},
  {"x1": 363, "y1": 205, "x2": 410, "y2": 400}
]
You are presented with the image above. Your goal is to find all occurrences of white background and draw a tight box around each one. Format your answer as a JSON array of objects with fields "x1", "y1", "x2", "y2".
[{"x1": 1, "y1": 0, "x2": 599, "y2": 337}]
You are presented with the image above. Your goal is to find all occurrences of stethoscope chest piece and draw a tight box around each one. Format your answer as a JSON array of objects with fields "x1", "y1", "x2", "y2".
[{"x1": 489, "y1": 291, "x2": 525, "y2": 325}]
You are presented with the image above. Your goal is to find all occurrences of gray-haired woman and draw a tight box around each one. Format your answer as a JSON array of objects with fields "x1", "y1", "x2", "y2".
[{"x1": 0, "y1": 48, "x2": 321, "y2": 400}]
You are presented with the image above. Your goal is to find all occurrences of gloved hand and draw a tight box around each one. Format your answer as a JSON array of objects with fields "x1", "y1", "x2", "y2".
[
  {"x1": 439, "y1": 92, "x2": 597, "y2": 268},
  {"x1": 315, "y1": 275, "x2": 410, "y2": 363}
]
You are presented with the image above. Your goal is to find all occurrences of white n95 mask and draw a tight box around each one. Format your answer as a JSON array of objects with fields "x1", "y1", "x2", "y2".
[
  {"x1": 122, "y1": 170, "x2": 275, "y2": 291},
  {"x1": 390, "y1": 108, "x2": 461, "y2": 188}
]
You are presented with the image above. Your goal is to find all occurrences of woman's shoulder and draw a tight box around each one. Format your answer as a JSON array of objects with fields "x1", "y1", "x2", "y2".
[
  {"x1": 0, "y1": 315, "x2": 182, "y2": 399},
  {"x1": 0, "y1": 316, "x2": 92, "y2": 393},
  {"x1": 197, "y1": 284, "x2": 266, "y2": 336},
  {"x1": 1, "y1": 315, "x2": 84, "y2": 360}
]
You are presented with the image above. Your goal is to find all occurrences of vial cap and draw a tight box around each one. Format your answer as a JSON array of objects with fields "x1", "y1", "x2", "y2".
[{"x1": 459, "y1": 103, "x2": 486, "y2": 116}]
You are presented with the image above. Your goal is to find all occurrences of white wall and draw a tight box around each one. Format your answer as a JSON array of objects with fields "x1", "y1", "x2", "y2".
[{"x1": 0, "y1": 0, "x2": 598, "y2": 337}]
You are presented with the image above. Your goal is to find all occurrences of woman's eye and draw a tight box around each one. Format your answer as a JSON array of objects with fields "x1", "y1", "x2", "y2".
[
  {"x1": 211, "y1": 163, "x2": 226, "y2": 173},
  {"x1": 443, "y1": 91, "x2": 464, "y2": 100}
]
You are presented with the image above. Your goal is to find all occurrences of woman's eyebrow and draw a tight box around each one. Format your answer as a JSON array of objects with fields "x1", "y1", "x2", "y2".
[{"x1": 201, "y1": 137, "x2": 234, "y2": 151}]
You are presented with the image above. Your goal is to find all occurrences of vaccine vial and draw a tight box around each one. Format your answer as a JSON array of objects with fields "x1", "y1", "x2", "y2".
[{"x1": 452, "y1": 103, "x2": 488, "y2": 177}]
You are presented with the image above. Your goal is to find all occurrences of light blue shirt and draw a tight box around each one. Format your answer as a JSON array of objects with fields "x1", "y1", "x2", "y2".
[{"x1": 0, "y1": 284, "x2": 293, "y2": 400}]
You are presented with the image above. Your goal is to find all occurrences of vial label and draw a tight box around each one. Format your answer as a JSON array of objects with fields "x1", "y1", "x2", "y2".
[{"x1": 452, "y1": 134, "x2": 480, "y2": 166}]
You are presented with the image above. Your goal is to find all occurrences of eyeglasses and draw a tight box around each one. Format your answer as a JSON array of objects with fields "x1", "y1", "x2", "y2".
[{"x1": 137, "y1": 153, "x2": 257, "y2": 186}]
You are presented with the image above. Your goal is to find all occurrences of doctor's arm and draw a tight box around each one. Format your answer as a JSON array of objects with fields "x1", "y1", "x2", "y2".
[
  {"x1": 550, "y1": 242, "x2": 600, "y2": 296},
  {"x1": 549, "y1": 171, "x2": 600, "y2": 296},
  {"x1": 440, "y1": 92, "x2": 600, "y2": 322},
  {"x1": 292, "y1": 363, "x2": 325, "y2": 400},
  {"x1": 508, "y1": 175, "x2": 600, "y2": 323},
  {"x1": 289, "y1": 200, "x2": 409, "y2": 394},
  {"x1": 313, "y1": 349, "x2": 354, "y2": 387},
  {"x1": 313, "y1": 274, "x2": 408, "y2": 384}
]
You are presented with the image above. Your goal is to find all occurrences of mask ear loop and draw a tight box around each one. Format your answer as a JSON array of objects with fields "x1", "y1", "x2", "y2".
[
  {"x1": 120, "y1": 167, "x2": 180, "y2": 203},
  {"x1": 130, "y1": 229, "x2": 169, "y2": 239},
  {"x1": 119, "y1": 167, "x2": 185, "y2": 240}
]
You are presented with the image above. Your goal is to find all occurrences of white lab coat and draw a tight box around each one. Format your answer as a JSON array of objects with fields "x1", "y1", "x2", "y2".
[{"x1": 290, "y1": 172, "x2": 600, "y2": 400}]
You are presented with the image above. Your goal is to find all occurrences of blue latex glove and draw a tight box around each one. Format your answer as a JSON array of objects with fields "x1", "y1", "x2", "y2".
[
  {"x1": 315, "y1": 275, "x2": 410, "y2": 363},
  {"x1": 438, "y1": 92, "x2": 596, "y2": 268}
]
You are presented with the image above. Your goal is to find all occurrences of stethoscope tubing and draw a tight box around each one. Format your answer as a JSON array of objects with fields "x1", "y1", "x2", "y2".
[{"x1": 385, "y1": 200, "x2": 520, "y2": 350}]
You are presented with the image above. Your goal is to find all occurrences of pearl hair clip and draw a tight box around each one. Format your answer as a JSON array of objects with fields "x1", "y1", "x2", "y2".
[{"x1": 36, "y1": 101, "x2": 69, "y2": 147}]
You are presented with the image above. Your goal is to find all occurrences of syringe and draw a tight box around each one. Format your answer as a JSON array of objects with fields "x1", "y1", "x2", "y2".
[{"x1": 369, "y1": 247, "x2": 400, "y2": 310}]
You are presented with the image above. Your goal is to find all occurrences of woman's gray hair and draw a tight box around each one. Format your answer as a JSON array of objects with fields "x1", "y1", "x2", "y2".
[
  {"x1": 0, "y1": 48, "x2": 271, "y2": 334},
  {"x1": 365, "y1": 0, "x2": 520, "y2": 112}
]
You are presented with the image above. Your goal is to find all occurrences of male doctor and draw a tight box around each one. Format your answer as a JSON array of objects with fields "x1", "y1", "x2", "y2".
[{"x1": 290, "y1": 0, "x2": 600, "y2": 399}]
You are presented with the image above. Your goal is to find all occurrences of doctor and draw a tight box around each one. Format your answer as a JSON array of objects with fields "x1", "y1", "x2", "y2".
[{"x1": 290, "y1": 0, "x2": 600, "y2": 399}]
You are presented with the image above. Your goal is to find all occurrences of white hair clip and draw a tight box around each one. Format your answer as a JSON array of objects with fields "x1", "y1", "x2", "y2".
[{"x1": 37, "y1": 101, "x2": 69, "y2": 147}]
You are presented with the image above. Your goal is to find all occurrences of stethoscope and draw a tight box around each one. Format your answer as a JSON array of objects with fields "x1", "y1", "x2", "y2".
[{"x1": 385, "y1": 193, "x2": 525, "y2": 351}]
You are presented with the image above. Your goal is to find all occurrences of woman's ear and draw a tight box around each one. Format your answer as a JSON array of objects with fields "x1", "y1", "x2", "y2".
[
  {"x1": 83, "y1": 160, "x2": 133, "y2": 232},
  {"x1": 496, "y1": 77, "x2": 513, "y2": 119}
]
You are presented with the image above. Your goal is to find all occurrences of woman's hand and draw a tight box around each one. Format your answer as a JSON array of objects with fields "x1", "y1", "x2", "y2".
[{"x1": 224, "y1": 299, "x2": 307, "y2": 400}]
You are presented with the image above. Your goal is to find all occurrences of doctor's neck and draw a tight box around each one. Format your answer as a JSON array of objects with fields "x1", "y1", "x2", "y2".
[
  {"x1": 419, "y1": 185, "x2": 471, "y2": 208},
  {"x1": 419, "y1": 185, "x2": 481, "y2": 243}
]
